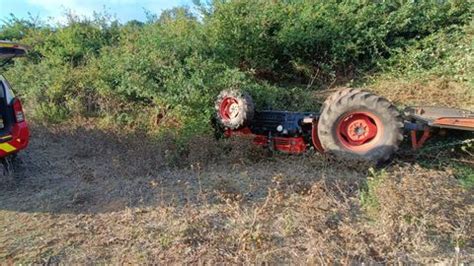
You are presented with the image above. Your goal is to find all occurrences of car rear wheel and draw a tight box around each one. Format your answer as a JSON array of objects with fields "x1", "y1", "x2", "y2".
[{"x1": 318, "y1": 90, "x2": 404, "y2": 163}]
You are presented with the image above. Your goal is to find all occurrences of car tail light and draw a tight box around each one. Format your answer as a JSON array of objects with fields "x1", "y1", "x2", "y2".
[{"x1": 13, "y1": 98, "x2": 25, "y2": 123}]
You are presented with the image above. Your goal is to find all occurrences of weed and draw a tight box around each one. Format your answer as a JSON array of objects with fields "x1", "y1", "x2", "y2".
[
  {"x1": 451, "y1": 162, "x2": 474, "y2": 189},
  {"x1": 359, "y1": 168, "x2": 386, "y2": 217}
]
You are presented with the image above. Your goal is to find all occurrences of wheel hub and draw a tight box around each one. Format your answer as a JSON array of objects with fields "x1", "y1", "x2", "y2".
[
  {"x1": 337, "y1": 112, "x2": 380, "y2": 148},
  {"x1": 347, "y1": 119, "x2": 370, "y2": 141},
  {"x1": 228, "y1": 103, "x2": 239, "y2": 118},
  {"x1": 219, "y1": 97, "x2": 240, "y2": 120}
]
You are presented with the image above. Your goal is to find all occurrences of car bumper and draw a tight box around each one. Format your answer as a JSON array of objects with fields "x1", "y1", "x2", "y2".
[{"x1": 0, "y1": 122, "x2": 29, "y2": 157}]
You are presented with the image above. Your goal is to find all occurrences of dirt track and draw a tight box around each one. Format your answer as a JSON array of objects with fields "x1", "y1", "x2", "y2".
[{"x1": 0, "y1": 122, "x2": 472, "y2": 263}]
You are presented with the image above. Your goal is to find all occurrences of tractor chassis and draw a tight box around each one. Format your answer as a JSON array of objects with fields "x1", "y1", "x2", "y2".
[
  {"x1": 222, "y1": 106, "x2": 474, "y2": 154},
  {"x1": 223, "y1": 111, "x2": 322, "y2": 154}
]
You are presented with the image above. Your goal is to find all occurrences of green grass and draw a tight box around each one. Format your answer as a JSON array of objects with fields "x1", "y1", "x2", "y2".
[
  {"x1": 414, "y1": 136, "x2": 474, "y2": 189},
  {"x1": 359, "y1": 168, "x2": 386, "y2": 217},
  {"x1": 452, "y1": 162, "x2": 474, "y2": 189}
]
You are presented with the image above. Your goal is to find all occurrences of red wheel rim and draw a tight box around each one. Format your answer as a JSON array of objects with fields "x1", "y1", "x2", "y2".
[
  {"x1": 336, "y1": 112, "x2": 382, "y2": 152},
  {"x1": 219, "y1": 97, "x2": 240, "y2": 120}
]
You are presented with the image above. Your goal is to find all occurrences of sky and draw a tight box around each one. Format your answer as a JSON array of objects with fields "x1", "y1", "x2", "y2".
[{"x1": 0, "y1": 0, "x2": 194, "y2": 24}]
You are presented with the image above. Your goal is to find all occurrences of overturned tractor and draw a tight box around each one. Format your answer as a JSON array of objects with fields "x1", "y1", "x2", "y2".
[{"x1": 213, "y1": 88, "x2": 474, "y2": 163}]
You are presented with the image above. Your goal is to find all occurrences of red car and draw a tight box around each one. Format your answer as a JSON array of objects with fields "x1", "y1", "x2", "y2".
[{"x1": 0, "y1": 41, "x2": 29, "y2": 159}]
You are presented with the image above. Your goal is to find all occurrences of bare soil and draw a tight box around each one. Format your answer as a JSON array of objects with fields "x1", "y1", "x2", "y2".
[{"x1": 0, "y1": 121, "x2": 472, "y2": 264}]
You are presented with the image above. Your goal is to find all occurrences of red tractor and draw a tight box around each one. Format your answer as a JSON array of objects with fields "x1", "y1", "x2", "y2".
[
  {"x1": 0, "y1": 41, "x2": 30, "y2": 165},
  {"x1": 214, "y1": 88, "x2": 474, "y2": 163}
]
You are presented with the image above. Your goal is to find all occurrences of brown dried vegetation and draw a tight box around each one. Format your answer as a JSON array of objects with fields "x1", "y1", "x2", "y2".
[
  {"x1": 0, "y1": 120, "x2": 472, "y2": 264},
  {"x1": 370, "y1": 77, "x2": 474, "y2": 109}
]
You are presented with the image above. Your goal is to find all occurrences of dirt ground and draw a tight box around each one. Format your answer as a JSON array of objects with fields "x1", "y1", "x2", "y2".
[{"x1": 0, "y1": 122, "x2": 473, "y2": 263}]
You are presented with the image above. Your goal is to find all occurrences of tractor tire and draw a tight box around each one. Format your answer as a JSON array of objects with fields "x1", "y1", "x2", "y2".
[
  {"x1": 320, "y1": 87, "x2": 362, "y2": 114},
  {"x1": 215, "y1": 89, "x2": 254, "y2": 129},
  {"x1": 318, "y1": 91, "x2": 404, "y2": 163}
]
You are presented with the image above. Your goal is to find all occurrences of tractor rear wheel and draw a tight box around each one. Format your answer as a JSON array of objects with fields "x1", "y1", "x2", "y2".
[
  {"x1": 215, "y1": 89, "x2": 254, "y2": 129},
  {"x1": 320, "y1": 87, "x2": 362, "y2": 114},
  {"x1": 318, "y1": 91, "x2": 404, "y2": 163}
]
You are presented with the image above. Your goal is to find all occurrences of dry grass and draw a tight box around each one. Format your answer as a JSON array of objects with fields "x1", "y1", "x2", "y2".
[
  {"x1": 369, "y1": 76, "x2": 474, "y2": 110},
  {"x1": 0, "y1": 120, "x2": 472, "y2": 264}
]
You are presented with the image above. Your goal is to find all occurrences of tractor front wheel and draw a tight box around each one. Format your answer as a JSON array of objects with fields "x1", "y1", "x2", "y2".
[{"x1": 215, "y1": 89, "x2": 254, "y2": 129}]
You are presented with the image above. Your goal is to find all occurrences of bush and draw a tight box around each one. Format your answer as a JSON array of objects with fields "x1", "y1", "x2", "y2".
[
  {"x1": 207, "y1": 1, "x2": 472, "y2": 83},
  {"x1": 0, "y1": 1, "x2": 472, "y2": 136}
]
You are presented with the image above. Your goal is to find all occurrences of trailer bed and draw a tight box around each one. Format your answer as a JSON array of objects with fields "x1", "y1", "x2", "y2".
[{"x1": 404, "y1": 106, "x2": 474, "y2": 131}]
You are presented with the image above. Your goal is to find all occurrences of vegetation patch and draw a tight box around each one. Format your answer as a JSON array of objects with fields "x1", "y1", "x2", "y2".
[{"x1": 1, "y1": 1, "x2": 472, "y2": 136}]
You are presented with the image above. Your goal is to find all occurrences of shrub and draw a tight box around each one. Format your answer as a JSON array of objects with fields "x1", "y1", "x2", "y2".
[
  {"x1": 0, "y1": 1, "x2": 472, "y2": 136},
  {"x1": 207, "y1": 1, "x2": 472, "y2": 83}
]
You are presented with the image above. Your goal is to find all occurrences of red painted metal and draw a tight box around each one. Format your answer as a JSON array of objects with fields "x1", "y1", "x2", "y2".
[
  {"x1": 336, "y1": 112, "x2": 382, "y2": 152},
  {"x1": 433, "y1": 117, "x2": 474, "y2": 130},
  {"x1": 311, "y1": 120, "x2": 325, "y2": 153},
  {"x1": 0, "y1": 99, "x2": 30, "y2": 158},
  {"x1": 253, "y1": 135, "x2": 268, "y2": 146},
  {"x1": 219, "y1": 97, "x2": 239, "y2": 121},
  {"x1": 410, "y1": 127, "x2": 431, "y2": 150},
  {"x1": 0, "y1": 120, "x2": 29, "y2": 158},
  {"x1": 273, "y1": 136, "x2": 306, "y2": 154},
  {"x1": 224, "y1": 127, "x2": 306, "y2": 154},
  {"x1": 224, "y1": 127, "x2": 252, "y2": 138}
]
